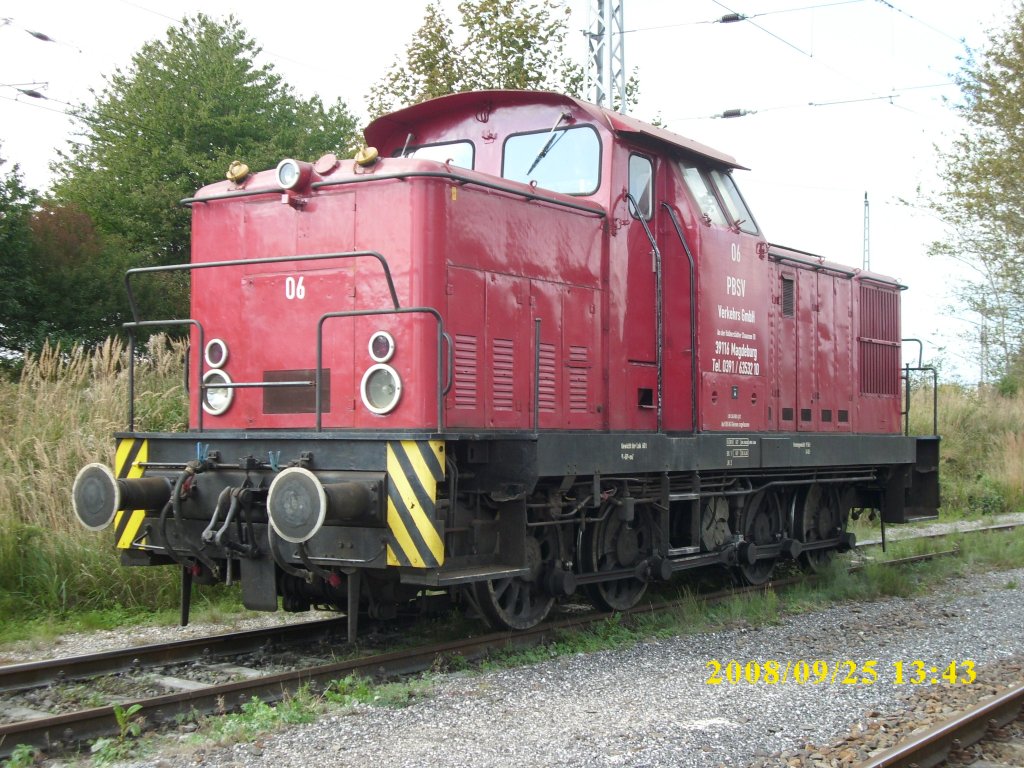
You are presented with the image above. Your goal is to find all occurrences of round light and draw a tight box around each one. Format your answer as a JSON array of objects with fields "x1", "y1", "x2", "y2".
[
  {"x1": 360, "y1": 364, "x2": 402, "y2": 414},
  {"x1": 276, "y1": 158, "x2": 301, "y2": 190},
  {"x1": 368, "y1": 330, "x2": 395, "y2": 363},
  {"x1": 202, "y1": 369, "x2": 234, "y2": 416},
  {"x1": 204, "y1": 338, "x2": 228, "y2": 369}
]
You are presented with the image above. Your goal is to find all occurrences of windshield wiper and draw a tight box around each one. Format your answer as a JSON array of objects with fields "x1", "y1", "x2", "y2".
[{"x1": 526, "y1": 112, "x2": 571, "y2": 176}]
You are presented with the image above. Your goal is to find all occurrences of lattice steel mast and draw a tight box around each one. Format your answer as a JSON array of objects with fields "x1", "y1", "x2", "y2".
[{"x1": 585, "y1": 0, "x2": 626, "y2": 113}]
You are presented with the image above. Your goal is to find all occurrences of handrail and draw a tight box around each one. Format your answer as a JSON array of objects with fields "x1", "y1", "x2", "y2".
[
  {"x1": 662, "y1": 203, "x2": 699, "y2": 433},
  {"x1": 626, "y1": 193, "x2": 663, "y2": 433},
  {"x1": 123, "y1": 251, "x2": 401, "y2": 325},
  {"x1": 180, "y1": 187, "x2": 283, "y2": 205},
  {"x1": 311, "y1": 170, "x2": 607, "y2": 219},
  {"x1": 123, "y1": 319, "x2": 205, "y2": 432},
  {"x1": 902, "y1": 337, "x2": 924, "y2": 368},
  {"x1": 902, "y1": 365, "x2": 939, "y2": 437},
  {"x1": 316, "y1": 307, "x2": 449, "y2": 432},
  {"x1": 121, "y1": 250, "x2": 405, "y2": 433}
]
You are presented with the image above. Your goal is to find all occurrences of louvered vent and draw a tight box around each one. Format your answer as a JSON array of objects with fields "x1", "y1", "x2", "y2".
[
  {"x1": 538, "y1": 342, "x2": 556, "y2": 413},
  {"x1": 568, "y1": 345, "x2": 590, "y2": 413},
  {"x1": 782, "y1": 276, "x2": 795, "y2": 317},
  {"x1": 492, "y1": 338, "x2": 515, "y2": 411},
  {"x1": 859, "y1": 285, "x2": 900, "y2": 396},
  {"x1": 453, "y1": 334, "x2": 478, "y2": 409}
]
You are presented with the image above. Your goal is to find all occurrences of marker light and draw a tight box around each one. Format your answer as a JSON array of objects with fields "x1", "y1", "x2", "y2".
[
  {"x1": 204, "y1": 338, "x2": 228, "y2": 368},
  {"x1": 202, "y1": 369, "x2": 234, "y2": 416},
  {"x1": 360, "y1": 364, "x2": 402, "y2": 414},
  {"x1": 368, "y1": 330, "x2": 395, "y2": 363},
  {"x1": 275, "y1": 158, "x2": 312, "y2": 190}
]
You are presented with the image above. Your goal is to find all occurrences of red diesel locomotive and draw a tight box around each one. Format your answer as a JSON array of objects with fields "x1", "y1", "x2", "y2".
[{"x1": 72, "y1": 90, "x2": 939, "y2": 639}]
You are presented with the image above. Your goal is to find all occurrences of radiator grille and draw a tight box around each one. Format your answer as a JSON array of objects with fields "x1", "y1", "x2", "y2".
[
  {"x1": 859, "y1": 285, "x2": 900, "y2": 396},
  {"x1": 568, "y1": 345, "x2": 590, "y2": 413},
  {"x1": 453, "y1": 334, "x2": 478, "y2": 409},
  {"x1": 493, "y1": 338, "x2": 515, "y2": 411},
  {"x1": 538, "y1": 343, "x2": 556, "y2": 413}
]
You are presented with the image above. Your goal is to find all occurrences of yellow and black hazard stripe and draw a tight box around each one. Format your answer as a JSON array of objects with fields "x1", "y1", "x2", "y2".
[
  {"x1": 113, "y1": 438, "x2": 148, "y2": 549},
  {"x1": 386, "y1": 440, "x2": 445, "y2": 568}
]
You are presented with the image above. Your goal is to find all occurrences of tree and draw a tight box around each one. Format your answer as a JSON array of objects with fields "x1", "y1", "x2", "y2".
[
  {"x1": 367, "y1": 0, "x2": 596, "y2": 119},
  {"x1": 366, "y1": 3, "x2": 464, "y2": 119},
  {"x1": 929, "y1": 4, "x2": 1024, "y2": 384},
  {"x1": 53, "y1": 14, "x2": 361, "y2": 321},
  {"x1": 0, "y1": 151, "x2": 40, "y2": 355}
]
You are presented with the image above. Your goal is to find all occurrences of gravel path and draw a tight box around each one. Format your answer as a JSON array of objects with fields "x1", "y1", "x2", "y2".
[{"x1": 88, "y1": 564, "x2": 1022, "y2": 768}]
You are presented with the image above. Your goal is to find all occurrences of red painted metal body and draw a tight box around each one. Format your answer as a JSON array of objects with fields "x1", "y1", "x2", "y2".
[{"x1": 187, "y1": 89, "x2": 903, "y2": 438}]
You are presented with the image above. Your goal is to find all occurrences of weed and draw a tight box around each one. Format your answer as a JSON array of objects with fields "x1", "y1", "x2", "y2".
[
  {"x1": 2, "y1": 744, "x2": 39, "y2": 768},
  {"x1": 89, "y1": 703, "x2": 145, "y2": 766},
  {"x1": 324, "y1": 674, "x2": 431, "y2": 708},
  {"x1": 202, "y1": 690, "x2": 321, "y2": 745}
]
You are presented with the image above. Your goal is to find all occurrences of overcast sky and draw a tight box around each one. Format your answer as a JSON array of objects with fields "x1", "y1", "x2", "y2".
[{"x1": 0, "y1": 0, "x2": 1015, "y2": 379}]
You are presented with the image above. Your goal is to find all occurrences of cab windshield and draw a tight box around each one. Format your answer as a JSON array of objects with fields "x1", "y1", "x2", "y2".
[{"x1": 502, "y1": 126, "x2": 600, "y2": 195}]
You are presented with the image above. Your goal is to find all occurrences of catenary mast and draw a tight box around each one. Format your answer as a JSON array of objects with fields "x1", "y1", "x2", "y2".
[{"x1": 585, "y1": 0, "x2": 626, "y2": 112}]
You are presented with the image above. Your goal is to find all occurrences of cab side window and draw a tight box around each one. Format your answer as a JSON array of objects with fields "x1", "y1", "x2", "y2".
[
  {"x1": 628, "y1": 155, "x2": 653, "y2": 219},
  {"x1": 679, "y1": 164, "x2": 727, "y2": 226}
]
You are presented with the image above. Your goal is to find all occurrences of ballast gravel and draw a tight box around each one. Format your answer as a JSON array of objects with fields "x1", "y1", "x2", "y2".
[{"x1": 84, "y1": 563, "x2": 1022, "y2": 768}]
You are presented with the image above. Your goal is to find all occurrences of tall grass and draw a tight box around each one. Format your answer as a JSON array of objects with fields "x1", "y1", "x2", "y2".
[
  {"x1": 0, "y1": 337, "x2": 187, "y2": 621},
  {"x1": 908, "y1": 382, "x2": 1024, "y2": 515}
]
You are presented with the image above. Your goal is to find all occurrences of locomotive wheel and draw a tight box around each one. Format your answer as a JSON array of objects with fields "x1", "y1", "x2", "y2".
[
  {"x1": 738, "y1": 492, "x2": 782, "y2": 586},
  {"x1": 585, "y1": 506, "x2": 657, "y2": 612},
  {"x1": 795, "y1": 485, "x2": 842, "y2": 573},
  {"x1": 473, "y1": 527, "x2": 557, "y2": 631}
]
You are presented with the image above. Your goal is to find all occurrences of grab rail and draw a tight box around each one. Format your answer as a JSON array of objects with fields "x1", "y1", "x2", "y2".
[
  {"x1": 312, "y1": 170, "x2": 607, "y2": 218},
  {"x1": 316, "y1": 307, "x2": 450, "y2": 432},
  {"x1": 121, "y1": 250, "x2": 410, "y2": 433},
  {"x1": 124, "y1": 251, "x2": 401, "y2": 323}
]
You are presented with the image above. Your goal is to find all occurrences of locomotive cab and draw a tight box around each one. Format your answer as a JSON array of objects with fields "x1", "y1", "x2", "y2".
[{"x1": 72, "y1": 90, "x2": 939, "y2": 639}]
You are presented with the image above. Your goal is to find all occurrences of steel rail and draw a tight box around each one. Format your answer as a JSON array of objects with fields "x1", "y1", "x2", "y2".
[
  {"x1": 0, "y1": 618, "x2": 345, "y2": 694},
  {"x1": 855, "y1": 680, "x2": 1024, "y2": 768},
  {"x1": 0, "y1": 531, "x2": 1008, "y2": 759}
]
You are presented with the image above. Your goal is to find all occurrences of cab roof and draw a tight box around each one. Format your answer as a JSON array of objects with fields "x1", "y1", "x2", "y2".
[{"x1": 364, "y1": 90, "x2": 747, "y2": 171}]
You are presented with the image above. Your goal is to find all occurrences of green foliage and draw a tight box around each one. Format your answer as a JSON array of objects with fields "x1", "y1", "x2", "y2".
[
  {"x1": 0, "y1": 151, "x2": 40, "y2": 355},
  {"x1": 2, "y1": 744, "x2": 39, "y2": 768},
  {"x1": 52, "y1": 14, "x2": 360, "y2": 323},
  {"x1": 202, "y1": 692, "x2": 320, "y2": 744},
  {"x1": 324, "y1": 674, "x2": 432, "y2": 708},
  {"x1": 929, "y1": 5, "x2": 1024, "y2": 380},
  {"x1": 367, "y1": 0, "x2": 619, "y2": 119},
  {"x1": 90, "y1": 703, "x2": 145, "y2": 765}
]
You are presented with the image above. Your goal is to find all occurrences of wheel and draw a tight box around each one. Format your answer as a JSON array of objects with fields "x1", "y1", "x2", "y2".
[
  {"x1": 585, "y1": 506, "x2": 658, "y2": 612},
  {"x1": 738, "y1": 491, "x2": 782, "y2": 586},
  {"x1": 473, "y1": 527, "x2": 557, "y2": 630},
  {"x1": 795, "y1": 485, "x2": 843, "y2": 573}
]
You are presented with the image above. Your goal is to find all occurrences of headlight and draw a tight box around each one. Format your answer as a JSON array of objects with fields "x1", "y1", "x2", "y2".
[
  {"x1": 360, "y1": 364, "x2": 402, "y2": 414},
  {"x1": 202, "y1": 369, "x2": 234, "y2": 416},
  {"x1": 368, "y1": 330, "x2": 395, "y2": 363},
  {"x1": 204, "y1": 338, "x2": 228, "y2": 368},
  {"x1": 276, "y1": 158, "x2": 311, "y2": 190}
]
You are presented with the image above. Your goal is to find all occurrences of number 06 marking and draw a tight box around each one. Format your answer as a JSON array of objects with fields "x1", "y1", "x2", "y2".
[{"x1": 285, "y1": 275, "x2": 305, "y2": 300}]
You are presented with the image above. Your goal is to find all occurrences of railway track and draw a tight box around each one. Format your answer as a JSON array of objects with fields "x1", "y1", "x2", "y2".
[
  {"x1": 857, "y1": 681, "x2": 1024, "y2": 768},
  {"x1": 0, "y1": 523, "x2": 1016, "y2": 761}
]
